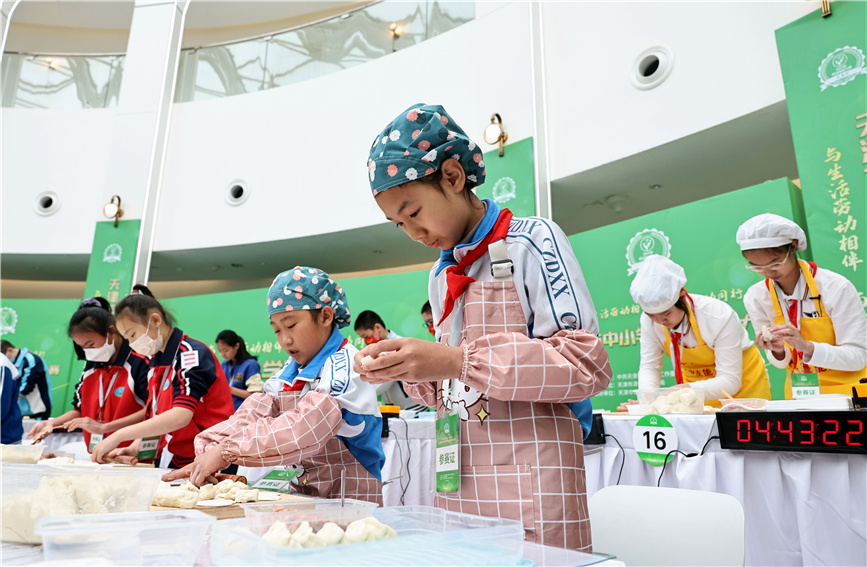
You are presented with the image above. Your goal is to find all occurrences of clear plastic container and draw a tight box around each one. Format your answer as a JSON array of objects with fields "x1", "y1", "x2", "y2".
[
  {"x1": 211, "y1": 505, "x2": 525, "y2": 566},
  {"x1": 0, "y1": 443, "x2": 45, "y2": 464},
  {"x1": 36, "y1": 510, "x2": 215, "y2": 566},
  {"x1": 1, "y1": 463, "x2": 165, "y2": 544},
  {"x1": 719, "y1": 398, "x2": 767, "y2": 411},
  {"x1": 241, "y1": 497, "x2": 378, "y2": 529},
  {"x1": 638, "y1": 386, "x2": 705, "y2": 415}
]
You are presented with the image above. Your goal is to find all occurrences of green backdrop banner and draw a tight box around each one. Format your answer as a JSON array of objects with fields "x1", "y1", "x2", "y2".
[
  {"x1": 84, "y1": 220, "x2": 141, "y2": 310},
  {"x1": 161, "y1": 268, "x2": 435, "y2": 380},
  {"x1": 776, "y1": 1, "x2": 867, "y2": 306},
  {"x1": 476, "y1": 137, "x2": 536, "y2": 218},
  {"x1": 0, "y1": 298, "x2": 84, "y2": 417},
  {"x1": 568, "y1": 178, "x2": 807, "y2": 410}
]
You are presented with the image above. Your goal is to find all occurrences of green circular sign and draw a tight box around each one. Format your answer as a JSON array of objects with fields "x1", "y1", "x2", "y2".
[{"x1": 633, "y1": 414, "x2": 679, "y2": 466}]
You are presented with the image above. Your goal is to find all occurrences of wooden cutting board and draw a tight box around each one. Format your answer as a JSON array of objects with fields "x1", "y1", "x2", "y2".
[{"x1": 150, "y1": 492, "x2": 311, "y2": 520}]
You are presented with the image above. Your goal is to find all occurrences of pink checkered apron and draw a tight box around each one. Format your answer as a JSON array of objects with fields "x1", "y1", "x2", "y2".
[
  {"x1": 436, "y1": 280, "x2": 592, "y2": 551},
  {"x1": 197, "y1": 390, "x2": 383, "y2": 506}
]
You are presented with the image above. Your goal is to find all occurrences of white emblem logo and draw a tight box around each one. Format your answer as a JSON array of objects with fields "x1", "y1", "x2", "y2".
[
  {"x1": 0, "y1": 307, "x2": 18, "y2": 334},
  {"x1": 818, "y1": 46, "x2": 867, "y2": 91},
  {"x1": 626, "y1": 228, "x2": 671, "y2": 275},
  {"x1": 103, "y1": 243, "x2": 122, "y2": 264},
  {"x1": 491, "y1": 177, "x2": 517, "y2": 205}
]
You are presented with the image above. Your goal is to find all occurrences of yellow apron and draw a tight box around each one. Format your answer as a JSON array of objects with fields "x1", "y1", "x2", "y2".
[
  {"x1": 664, "y1": 298, "x2": 771, "y2": 408},
  {"x1": 767, "y1": 260, "x2": 867, "y2": 399}
]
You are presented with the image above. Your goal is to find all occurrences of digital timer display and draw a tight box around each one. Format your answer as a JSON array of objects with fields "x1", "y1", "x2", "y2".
[{"x1": 716, "y1": 411, "x2": 867, "y2": 455}]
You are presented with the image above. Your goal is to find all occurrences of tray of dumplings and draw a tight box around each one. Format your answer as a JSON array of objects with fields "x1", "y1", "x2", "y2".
[{"x1": 210, "y1": 504, "x2": 525, "y2": 566}]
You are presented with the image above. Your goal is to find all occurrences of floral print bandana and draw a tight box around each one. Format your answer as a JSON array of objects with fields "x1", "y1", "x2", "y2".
[
  {"x1": 367, "y1": 103, "x2": 486, "y2": 196},
  {"x1": 266, "y1": 266, "x2": 350, "y2": 328}
]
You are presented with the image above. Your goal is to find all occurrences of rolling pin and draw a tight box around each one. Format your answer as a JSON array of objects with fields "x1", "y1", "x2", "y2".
[
  {"x1": 205, "y1": 473, "x2": 248, "y2": 485},
  {"x1": 106, "y1": 455, "x2": 139, "y2": 466}
]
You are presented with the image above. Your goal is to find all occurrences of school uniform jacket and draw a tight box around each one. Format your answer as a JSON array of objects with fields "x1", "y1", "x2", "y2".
[
  {"x1": 72, "y1": 340, "x2": 150, "y2": 450},
  {"x1": 196, "y1": 328, "x2": 385, "y2": 504},
  {"x1": 14, "y1": 348, "x2": 52, "y2": 416},
  {"x1": 147, "y1": 328, "x2": 234, "y2": 467}
]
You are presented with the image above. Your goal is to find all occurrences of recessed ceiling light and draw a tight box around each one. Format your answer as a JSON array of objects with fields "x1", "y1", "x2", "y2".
[{"x1": 649, "y1": 184, "x2": 662, "y2": 190}]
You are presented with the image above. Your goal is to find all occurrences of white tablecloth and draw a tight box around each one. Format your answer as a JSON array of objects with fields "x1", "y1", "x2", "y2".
[{"x1": 586, "y1": 414, "x2": 867, "y2": 566}]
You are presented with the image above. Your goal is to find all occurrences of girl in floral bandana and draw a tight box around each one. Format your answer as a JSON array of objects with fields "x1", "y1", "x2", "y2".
[
  {"x1": 356, "y1": 104, "x2": 612, "y2": 550},
  {"x1": 165, "y1": 267, "x2": 385, "y2": 505}
]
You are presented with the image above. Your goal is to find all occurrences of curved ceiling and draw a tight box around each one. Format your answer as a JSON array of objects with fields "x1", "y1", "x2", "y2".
[{"x1": 10, "y1": 1, "x2": 366, "y2": 30}]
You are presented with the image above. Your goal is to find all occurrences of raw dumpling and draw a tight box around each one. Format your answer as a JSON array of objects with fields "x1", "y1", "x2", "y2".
[
  {"x1": 215, "y1": 479, "x2": 235, "y2": 495},
  {"x1": 312, "y1": 522, "x2": 346, "y2": 547},
  {"x1": 762, "y1": 325, "x2": 774, "y2": 341},
  {"x1": 363, "y1": 517, "x2": 397, "y2": 540},
  {"x1": 180, "y1": 481, "x2": 199, "y2": 493},
  {"x1": 152, "y1": 487, "x2": 198, "y2": 509},
  {"x1": 233, "y1": 489, "x2": 259, "y2": 503},
  {"x1": 361, "y1": 355, "x2": 377, "y2": 368},
  {"x1": 290, "y1": 521, "x2": 316, "y2": 548},
  {"x1": 344, "y1": 518, "x2": 372, "y2": 543},
  {"x1": 263, "y1": 521, "x2": 293, "y2": 547},
  {"x1": 198, "y1": 483, "x2": 218, "y2": 501}
]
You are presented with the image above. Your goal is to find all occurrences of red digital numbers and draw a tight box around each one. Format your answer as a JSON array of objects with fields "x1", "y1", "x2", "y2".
[
  {"x1": 821, "y1": 420, "x2": 839, "y2": 445},
  {"x1": 755, "y1": 420, "x2": 771, "y2": 442},
  {"x1": 777, "y1": 420, "x2": 793, "y2": 443},
  {"x1": 800, "y1": 420, "x2": 815, "y2": 445},
  {"x1": 846, "y1": 420, "x2": 864, "y2": 446},
  {"x1": 737, "y1": 419, "x2": 750, "y2": 443}
]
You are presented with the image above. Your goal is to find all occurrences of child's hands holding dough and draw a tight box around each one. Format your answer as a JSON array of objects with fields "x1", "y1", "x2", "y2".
[{"x1": 354, "y1": 337, "x2": 463, "y2": 385}]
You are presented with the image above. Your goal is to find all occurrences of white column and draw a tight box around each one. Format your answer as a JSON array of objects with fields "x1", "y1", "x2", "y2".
[
  {"x1": 101, "y1": 0, "x2": 189, "y2": 286},
  {"x1": 528, "y1": 0, "x2": 552, "y2": 220}
]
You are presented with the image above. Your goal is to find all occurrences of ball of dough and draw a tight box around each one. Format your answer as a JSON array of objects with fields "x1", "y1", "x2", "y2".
[
  {"x1": 215, "y1": 479, "x2": 235, "y2": 495},
  {"x1": 762, "y1": 325, "x2": 774, "y2": 341},
  {"x1": 361, "y1": 354, "x2": 377, "y2": 368},
  {"x1": 679, "y1": 388, "x2": 698, "y2": 406},
  {"x1": 670, "y1": 403, "x2": 689, "y2": 414},
  {"x1": 180, "y1": 481, "x2": 199, "y2": 493}
]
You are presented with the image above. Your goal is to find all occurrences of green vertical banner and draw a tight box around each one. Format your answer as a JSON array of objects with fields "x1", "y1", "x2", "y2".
[
  {"x1": 475, "y1": 137, "x2": 536, "y2": 218},
  {"x1": 568, "y1": 179, "x2": 806, "y2": 410},
  {"x1": 83, "y1": 220, "x2": 142, "y2": 310},
  {"x1": 776, "y1": 2, "x2": 867, "y2": 307},
  {"x1": 0, "y1": 298, "x2": 85, "y2": 417}
]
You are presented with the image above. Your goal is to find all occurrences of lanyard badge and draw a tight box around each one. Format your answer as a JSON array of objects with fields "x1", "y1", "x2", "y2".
[
  {"x1": 436, "y1": 411, "x2": 460, "y2": 493},
  {"x1": 791, "y1": 372, "x2": 820, "y2": 399}
]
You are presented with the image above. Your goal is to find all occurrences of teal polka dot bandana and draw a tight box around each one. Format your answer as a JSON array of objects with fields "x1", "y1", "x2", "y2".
[
  {"x1": 367, "y1": 103, "x2": 486, "y2": 196},
  {"x1": 266, "y1": 266, "x2": 350, "y2": 329}
]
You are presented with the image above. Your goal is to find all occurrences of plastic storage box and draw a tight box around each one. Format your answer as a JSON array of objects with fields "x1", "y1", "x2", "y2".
[
  {"x1": 638, "y1": 386, "x2": 705, "y2": 415},
  {"x1": 211, "y1": 505, "x2": 525, "y2": 566},
  {"x1": 36, "y1": 510, "x2": 215, "y2": 566},
  {"x1": 0, "y1": 443, "x2": 45, "y2": 464},
  {"x1": 719, "y1": 398, "x2": 767, "y2": 411},
  {"x1": 241, "y1": 497, "x2": 378, "y2": 528},
  {"x1": 1, "y1": 463, "x2": 165, "y2": 544}
]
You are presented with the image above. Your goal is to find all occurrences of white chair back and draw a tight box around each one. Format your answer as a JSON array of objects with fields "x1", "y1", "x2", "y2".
[{"x1": 589, "y1": 485, "x2": 745, "y2": 566}]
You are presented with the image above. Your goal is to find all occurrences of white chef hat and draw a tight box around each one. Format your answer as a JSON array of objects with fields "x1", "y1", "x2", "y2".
[
  {"x1": 736, "y1": 213, "x2": 807, "y2": 251},
  {"x1": 629, "y1": 255, "x2": 687, "y2": 314}
]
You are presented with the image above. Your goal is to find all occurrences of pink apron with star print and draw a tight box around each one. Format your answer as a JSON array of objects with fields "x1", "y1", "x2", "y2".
[{"x1": 405, "y1": 278, "x2": 611, "y2": 551}]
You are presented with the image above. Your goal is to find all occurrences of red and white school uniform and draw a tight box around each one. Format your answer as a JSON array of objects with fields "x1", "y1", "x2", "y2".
[
  {"x1": 72, "y1": 340, "x2": 149, "y2": 451},
  {"x1": 145, "y1": 328, "x2": 234, "y2": 468}
]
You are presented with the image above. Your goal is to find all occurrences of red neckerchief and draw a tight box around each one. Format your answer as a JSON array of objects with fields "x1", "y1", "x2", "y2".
[
  {"x1": 669, "y1": 291, "x2": 694, "y2": 385},
  {"x1": 438, "y1": 209, "x2": 513, "y2": 326},
  {"x1": 282, "y1": 339, "x2": 348, "y2": 392},
  {"x1": 775, "y1": 261, "x2": 817, "y2": 371}
]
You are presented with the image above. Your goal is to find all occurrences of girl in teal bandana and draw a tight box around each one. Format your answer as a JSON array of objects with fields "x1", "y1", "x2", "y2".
[
  {"x1": 356, "y1": 104, "x2": 612, "y2": 550},
  {"x1": 164, "y1": 267, "x2": 385, "y2": 504}
]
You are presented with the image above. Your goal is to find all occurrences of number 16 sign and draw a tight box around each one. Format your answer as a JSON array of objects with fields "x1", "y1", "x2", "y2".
[{"x1": 633, "y1": 414, "x2": 680, "y2": 466}]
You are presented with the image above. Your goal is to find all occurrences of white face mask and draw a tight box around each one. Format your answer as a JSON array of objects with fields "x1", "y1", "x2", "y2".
[
  {"x1": 129, "y1": 319, "x2": 164, "y2": 357},
  {"x1": 83, "y1": 334, "x2": 116, "y2": 363}
]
